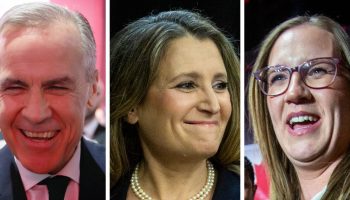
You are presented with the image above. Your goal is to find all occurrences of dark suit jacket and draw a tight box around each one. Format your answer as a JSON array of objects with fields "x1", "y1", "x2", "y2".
[
  {"x1": 111, "y1": 164, "x2": 240, "y2": 200},
  {"x1": 92, "y1": 124, "x2": 106, "y2": 145},
  {"x1": 0, "y1": 138, "x2": 105, "y2": 200}
]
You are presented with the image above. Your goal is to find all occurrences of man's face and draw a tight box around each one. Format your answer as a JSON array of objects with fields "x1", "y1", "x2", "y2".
[{"x1": 0, "y1": 23, "x2": 97, "y2": 174}]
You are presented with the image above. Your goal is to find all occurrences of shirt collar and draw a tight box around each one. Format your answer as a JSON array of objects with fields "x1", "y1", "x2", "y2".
[
  {"x1": 311, "y1": 186, "x2": 327, "y2": 200},
  {"x1": 15, "y1": 141, "x2": 81, "y2": 191}
]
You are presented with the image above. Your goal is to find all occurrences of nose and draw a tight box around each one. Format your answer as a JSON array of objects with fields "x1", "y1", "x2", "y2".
[
  {"x1": 197, "y1": 88, "x2": 220, "y2": 114},
  {"x1": 284, "y1": 73, "x2": 312, "y2": 104},
  {"x1": 22, "y1": 89, "x2": 52, "y2": 123}
]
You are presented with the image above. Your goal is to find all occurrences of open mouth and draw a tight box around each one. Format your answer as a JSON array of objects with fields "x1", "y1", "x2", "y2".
[
  {"x1": 21, "y1": 129, "x2": 58, "y2": 140},
  {"x1": 287, "y1": 115, "x2": 319, "y2": 130}
]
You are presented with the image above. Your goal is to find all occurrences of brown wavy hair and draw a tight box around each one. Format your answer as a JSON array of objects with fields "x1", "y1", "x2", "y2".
[{"x1": 110, "y1": 10, "x2": 240, "y2": 186}]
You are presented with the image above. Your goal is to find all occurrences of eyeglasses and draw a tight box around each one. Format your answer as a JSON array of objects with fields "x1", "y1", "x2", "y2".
[{"x1": 253, "y1": 57, "x2": 340, "y2": 96}]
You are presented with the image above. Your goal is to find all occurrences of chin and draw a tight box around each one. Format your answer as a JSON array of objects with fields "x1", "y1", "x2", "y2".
[
  {"x1": 287, "y1": 150, "x2": 324, "y2": 165},
  {"x1": 22, "y1": 159, "x2": 60, "y2": 174},
  {"x1": 197, "y1": 144, "x2": 220, "y2": 158},
  {"x1": 25, "y1": 165, "x2": 52, "y2": 174}
]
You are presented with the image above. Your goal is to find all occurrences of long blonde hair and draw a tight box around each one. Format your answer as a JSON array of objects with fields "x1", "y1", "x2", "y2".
[
  {"x1": 110, "y1": 10, "x2": 240, "y2": 186},
  {"x1": 248, "y1": 15, "x2": 350, "y2": 199}
]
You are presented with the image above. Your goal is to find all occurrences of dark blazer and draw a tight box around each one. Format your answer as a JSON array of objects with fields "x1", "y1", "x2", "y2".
[
  {"x1": 93, "y1": 124, "x2": 106, "y2": 145},
  {"x1": 111, "y1": 164, "x2": 240, "y2": 200},
  {"x1": 0, "y1": 138, "x2": 105, "y2": 200}
]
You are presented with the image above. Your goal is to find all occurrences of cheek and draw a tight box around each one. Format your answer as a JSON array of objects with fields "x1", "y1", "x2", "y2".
[
  {"x1": 266, "y1": 97, "x2": 285, "y2": 141},
  {"x1": 319, "y1": 78, "x2": 350, "y2": 119},
  {"x1": 221, "y1": 94, "x2": 232, "y2": 121},
  {"x1": 266, "y1": 99, "x2": 275, "y2": 121},
  {"x1": 323, "y1": 90, "x2": 350, "y2": 133},
  {"x1": 313, "y1": 89, "x2": 347, "y2": 125},
  {"x1": 0, "y1": 96, "x2": 24, "y2": 129},
  {"x1": 50, "y1": 96, "x2": 86, "y2": 140},
  {"x1": 157, "y1": 91, "x2": 196, "y2": 117},
  {"x1": 267, "y1": 97, "x2": 282, "y2": 123},
  {"x1": 48, "y1": 91, "x2": 87, "y2": 117},
  {"x1": 138, "y1": 90, "x2": 198, "y2": 141}
]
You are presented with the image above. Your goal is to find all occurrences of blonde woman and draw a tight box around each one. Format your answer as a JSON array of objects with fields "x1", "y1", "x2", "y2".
[{"x1": 249, "y1": 15, "x2": 350, "y2": 200}]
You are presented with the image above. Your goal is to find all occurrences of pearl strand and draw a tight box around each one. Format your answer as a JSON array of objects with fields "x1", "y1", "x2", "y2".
[{"x1": 130, "y1": 161, "x2": 215, "y2": 200}]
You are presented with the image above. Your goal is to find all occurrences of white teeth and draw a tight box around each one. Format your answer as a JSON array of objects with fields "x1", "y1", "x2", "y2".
[
  {"x1": 289, "y1": 115, "x2": 317, "y2": 125},
  {"x1": 23, "y1": 130, "x2": 56, "y2": 139}
]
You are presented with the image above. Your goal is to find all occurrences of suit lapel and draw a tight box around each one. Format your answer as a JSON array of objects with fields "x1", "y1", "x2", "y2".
[
  {"x1": 10, "y1": 162, "x2": 27, "y2": 200},
  {"x1": 0, "y1": 146, "x2": 13, "y2": 200},
  {"x1": 1, "y1": 140, "x2": 105, "y2": 200},
  {"x1": 79, "y1": 140, "x2": 105, "y2": 200}
]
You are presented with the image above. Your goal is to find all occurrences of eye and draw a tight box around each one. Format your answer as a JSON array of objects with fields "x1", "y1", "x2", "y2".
[
  {"x1": 0, "y1": 85, "x2": 26, "y2": 95},
  {"x1": 266, "y1": 66, "x2": 290, "y2": 86},
  {"x1": 46, "y1": 85, "x2": 70, "y2": 95},
  {"x1": 213, "y1": 81, "x2": 228, "y2": 91},
  {"x1": 268, "y1": 72, "x2": 289, "y2": 86},
  {"x1": 48, "y1": 85, "x2": 68, "y2": 90},
  {"x1": 307, "y1": 63, "x2": 335, "y2": 79},
  {"x1": 175, "y1": 81, "x2": 197, "y2": 92},
  {"x1": 307, "y1": 67, "x2": 327, "y2": 78},
  {"x1": 6, "y1": 86, "x2": 24, "y2": 90}
]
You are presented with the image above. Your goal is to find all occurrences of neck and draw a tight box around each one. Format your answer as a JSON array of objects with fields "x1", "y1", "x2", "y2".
[
  {"x1": 295, "y1": 156, "x2": 342, "y2": 200},
  {"x1": 132, "y1": 159, "x2": 213, "y2": 200}
]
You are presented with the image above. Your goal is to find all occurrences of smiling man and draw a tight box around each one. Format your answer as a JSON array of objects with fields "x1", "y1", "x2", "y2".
[{"x1": 0, "y1": 2, "x2": 105, "y2": 200}]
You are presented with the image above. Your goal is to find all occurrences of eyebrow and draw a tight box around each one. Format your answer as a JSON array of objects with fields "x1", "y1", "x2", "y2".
[
  {"x1": 0, "y1": 76, "x2": 75, "y2": 88},
  {"x1": 42, "y1": 76, "x2": 75, "y2": 87},
  {"x1": 0, "y1": 78, "x2": 28, "y2": 88},
  {"x1": 213, "y1": 73, "x2": 228, "y2": 80},
  {"x1": 169, "y1": 72, "x2": 227, "y2": 82}
]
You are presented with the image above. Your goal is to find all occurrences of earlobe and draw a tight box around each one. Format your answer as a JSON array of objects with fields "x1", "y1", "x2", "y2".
[{"x1": 127, "y1": 108, "x2": 139, "y2": 124}]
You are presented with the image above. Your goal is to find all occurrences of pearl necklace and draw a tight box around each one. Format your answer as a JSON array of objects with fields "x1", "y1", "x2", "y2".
[{"x1": 130, "y1": 161, "x2": 215, "y2": 200}]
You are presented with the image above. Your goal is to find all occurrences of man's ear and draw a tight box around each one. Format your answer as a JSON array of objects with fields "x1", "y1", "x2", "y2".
[
  {"x1": 87, "y1": 70, "x2": 99, "y2": 108},
  {"x1": 126, "y1": 108, "x2": 139, "y2": 124}
]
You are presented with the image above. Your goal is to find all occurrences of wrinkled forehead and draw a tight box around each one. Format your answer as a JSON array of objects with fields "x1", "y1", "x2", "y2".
[
  {"x1": 1, "y1": 21, "x2": 79, "y2": 46},
  {"x1": 0, "y1": 22, "x2": 82, "y2": 60},
  {"x1": 268, "y1": 24, "x2": 337, "y2": 67},
  {"x1": 0, "y1": 23, "x2": 85, "y2": 80}
]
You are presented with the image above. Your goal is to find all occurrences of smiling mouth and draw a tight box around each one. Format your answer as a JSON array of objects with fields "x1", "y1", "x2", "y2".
[
  {"x1": 21, "y1": 130, "x2": 58, "y2": 140},
  {"x1": 184, "y1": 121, "x2": 218, "y2": 125},
  {"x1": 287, "y1": 115, "x2": 319, "y2": 129}
]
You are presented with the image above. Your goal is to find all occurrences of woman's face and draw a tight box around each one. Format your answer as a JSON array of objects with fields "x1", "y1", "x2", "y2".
[
  {"x1": 267, "y1": 24, "x2": 350, "y2": 168},
  {"x1": 130, "y1": 35, "x2": 232, "y2": 162}
]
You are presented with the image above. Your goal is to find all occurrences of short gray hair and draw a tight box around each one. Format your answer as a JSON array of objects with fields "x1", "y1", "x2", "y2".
[{"x1": 0, "y1": 2, "x2": 96, "y2": 82}]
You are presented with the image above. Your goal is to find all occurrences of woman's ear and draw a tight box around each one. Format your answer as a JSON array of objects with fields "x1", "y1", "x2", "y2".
[{"x1": 126, "y1": 108, "x2": 139, "y2": 124}]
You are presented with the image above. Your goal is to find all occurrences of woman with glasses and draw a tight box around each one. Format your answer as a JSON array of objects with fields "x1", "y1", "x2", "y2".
[
  {"x1": 110, "y1": 10, "x2": 240, "y2": 199},
  {"x1": 249, "y1": 15, "x2": 350, "y2": 200}
]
